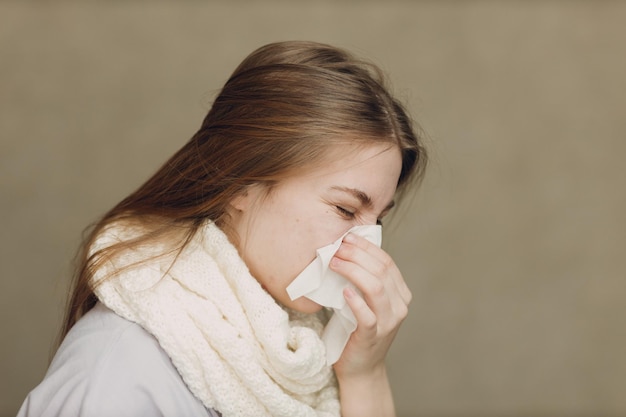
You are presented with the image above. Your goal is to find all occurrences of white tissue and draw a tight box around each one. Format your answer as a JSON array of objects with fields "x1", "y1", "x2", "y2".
[{"x1": 286, "y1": 224, "x2": 382, "y2": 365}]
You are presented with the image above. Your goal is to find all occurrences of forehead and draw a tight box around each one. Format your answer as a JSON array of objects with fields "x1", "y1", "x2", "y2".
[
  {"x1": 294, "y1": 140, "x2": 393, "y2": 168},
  {"x1": 313, "y1": 143, "x2": 400, "y2": 176},
  {"x1": 282, "y1": 143, "x2": 402, "y2": 196}
]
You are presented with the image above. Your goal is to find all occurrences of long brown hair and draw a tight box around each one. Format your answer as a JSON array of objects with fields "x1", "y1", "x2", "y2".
[{"x1": 60, "y1": 41, "x2": 428, "y2": 339}]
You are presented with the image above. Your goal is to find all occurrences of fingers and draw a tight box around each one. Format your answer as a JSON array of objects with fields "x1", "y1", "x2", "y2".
[
  {"x1": 331, "y1": 233, "x2": 412, "y2": 375},
  {"x1": 343, "y1": 286, "x2": 378, "y2": 339},
  {"x1": 331, "y1": 254, "x2": 391, "y2": 311},
  {"x1": 332, "y1": 233, "x2": 412, "y2": 307}
]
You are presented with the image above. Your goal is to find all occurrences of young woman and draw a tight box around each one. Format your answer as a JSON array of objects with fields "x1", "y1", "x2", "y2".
[{"x1": 18, "y1": 41, "x2": 427, "y2": 417}]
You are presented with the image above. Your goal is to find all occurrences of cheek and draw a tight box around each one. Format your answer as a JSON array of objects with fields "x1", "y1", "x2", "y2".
[
  {"x1": 250, "y1": 207, "x2": 347, "y2": 288},
  {"x1": 265, "y1": 226, "x2": 324, "y2": 284},
  {"x1": 287, "y1": 223, "x2": 347, "y2": 271}
]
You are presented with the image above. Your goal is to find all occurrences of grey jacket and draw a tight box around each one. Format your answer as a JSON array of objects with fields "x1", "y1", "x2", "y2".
[{"x1": 18, "y1": 303, "x2": 220, "y2": 417}]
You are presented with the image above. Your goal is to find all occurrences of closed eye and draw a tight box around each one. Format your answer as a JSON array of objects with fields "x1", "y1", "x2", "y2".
[
  {"x1": 335, "y1": 206, "x2": 355, "y2": 219},
  {"x1": 336, "y1": 206, "x2": 384, "y2": 225}
]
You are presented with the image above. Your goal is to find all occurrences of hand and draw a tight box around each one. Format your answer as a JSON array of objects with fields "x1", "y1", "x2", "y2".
[{"x1": 329, "y1": 231, "x2": 412, "y2": 378}]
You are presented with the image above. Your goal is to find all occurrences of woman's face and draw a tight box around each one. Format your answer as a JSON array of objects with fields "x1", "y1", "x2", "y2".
[{"x1": 228, "y1": 143, "x2": 403, "y2": 313}]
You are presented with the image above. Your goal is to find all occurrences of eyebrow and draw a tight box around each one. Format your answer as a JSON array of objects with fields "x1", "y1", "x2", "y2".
[{"x1": 330, "y1": 186, "x2": 396, "y2": 212}]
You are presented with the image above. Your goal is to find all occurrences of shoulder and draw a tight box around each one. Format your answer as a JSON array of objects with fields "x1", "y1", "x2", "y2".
[{"x1": 18, "y1": 303, "x2": 216, "y2": 417}]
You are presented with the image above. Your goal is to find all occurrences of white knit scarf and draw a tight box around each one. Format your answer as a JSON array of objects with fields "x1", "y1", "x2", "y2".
[{"x1": 91, "y1": 221, "x2": 341, "y2": 417}]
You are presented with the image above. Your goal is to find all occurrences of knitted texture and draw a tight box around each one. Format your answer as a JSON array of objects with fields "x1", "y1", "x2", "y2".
[{"x1": 91, "y1": 221, "x2": 340, "y2": 417}]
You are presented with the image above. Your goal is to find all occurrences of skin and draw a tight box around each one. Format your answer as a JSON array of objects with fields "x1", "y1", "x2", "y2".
[{"x1": 228, "y1": 143, "x2": 411, "y2": 417}]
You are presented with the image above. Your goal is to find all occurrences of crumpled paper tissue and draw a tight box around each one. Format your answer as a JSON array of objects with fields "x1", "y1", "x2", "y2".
[{"x1": 286, "y1": 224, "x2": 382, "y2": 365}]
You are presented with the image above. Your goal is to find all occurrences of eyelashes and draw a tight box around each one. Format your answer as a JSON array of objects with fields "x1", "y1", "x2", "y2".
[
  {"x1": 335, "y1": 206, "x2": 383, "y2": 225},
  {"x1": 335, "y1": 205, "x2": 355, "y2": 218}
]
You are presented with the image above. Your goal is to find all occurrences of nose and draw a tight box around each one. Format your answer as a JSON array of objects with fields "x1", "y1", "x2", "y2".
[{"x1": 358, "y1": 215, "x2": 380, "y2": 227}]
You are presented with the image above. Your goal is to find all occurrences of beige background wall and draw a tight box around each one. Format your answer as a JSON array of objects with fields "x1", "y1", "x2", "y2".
[{"x1": 1, "y1": 2, "x2": 625, "y2": 416}]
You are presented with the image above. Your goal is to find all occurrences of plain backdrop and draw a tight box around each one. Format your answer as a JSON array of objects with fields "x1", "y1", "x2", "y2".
[{"x1": 1, "y1": 2, "x2": 625, "y2": 416}]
